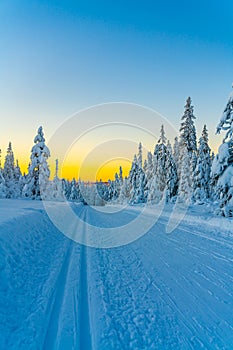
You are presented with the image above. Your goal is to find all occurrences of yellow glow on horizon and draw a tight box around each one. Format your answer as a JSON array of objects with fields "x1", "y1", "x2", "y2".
[
  {"x1": 54, "y1": 122, "x2": 157, "y2": 181},
  {"x1": 0, "y1": 120, "x2": 223, "y2": 182},
  {"x1": 96, "y1": 159, "x2": 131, "y2": 181}
]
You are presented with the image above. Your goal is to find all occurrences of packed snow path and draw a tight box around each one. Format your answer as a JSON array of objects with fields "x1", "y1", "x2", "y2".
[{"x1": 0, "y1": 200, "x2": 232, "y2": 349}]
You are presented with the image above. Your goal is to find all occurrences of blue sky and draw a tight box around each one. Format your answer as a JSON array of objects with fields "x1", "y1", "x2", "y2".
[{"x1": 0, "y1": 0, "x2": 232, "y2": 178}]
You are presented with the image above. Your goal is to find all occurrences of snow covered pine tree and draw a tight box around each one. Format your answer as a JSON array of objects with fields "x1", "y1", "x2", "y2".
[
  {"x1": 212, "y1": 87, "x2": 233, "y2": 216},
  {"x1": 23, "y1": 126, "x2": 50, "y2": 200},
  {"x1": 178, "y1": 97, "x2": 197, "y2": 202},
  {"x1": 3, "y1": 142, "x2": 22, "y2": 198},
  {"x1": 193, "y1": 125, "x2": 212, "y2": 203}
]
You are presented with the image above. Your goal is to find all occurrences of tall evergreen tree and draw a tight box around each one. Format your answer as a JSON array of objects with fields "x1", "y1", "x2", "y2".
[
  {"x1": 62, "y1": 179, "x2": 71, "y2": 200},
  {"x1": 134, "y1": 143, "x2": 146, "y2": 203},
  {"x1": 119, "y1": 166, "x2": 123, "y2": 185},
  {"x1": 14, "y1": 160, "x2": 22, "y2": 182},
  {"x1": 179, "y1": 97, "x2": 197, "y2": 156},
  {"x1": 143, "y1": 151, "x2": 153, "y2": 200},
  {"x1": 165, "y1": 146, "x2": 178, "y2": 201},
  {"x1": 3, "y1": 142, "x2": 18, "y2": 198},
  {"x1": 212, "y1": 88, "x2": 233, "y2": 216},
  {"x1": 113, "y1": 172, "x2": 120, "y2": 200},
  {"x1": 128, "y1": 143, "x2": 146, "y2": 204},
  {"x1": 69, "y1": 178, "x2": 83, "y2": 201},
  {"x1": 154, "y1": 125, "x2": 168, "y2": 194},
  {"x1": 134, "y1": 169, "x2": 146, "y2": 203},
  {"x1": 148, "y1": 125, "x2": 176, "y2": 203},
  {"x1": 23, "y1": 126, "x2": 50, "y2": 199},
  {"x1": 193, "y1": 125, "x2": 211, "y2": 203},
  {"x1": 107, "y1": 179, "x2": 118, "y2": 201},
  {"x1": 138, "y1": 142, "x2": 143, "y2": 169},
  {"x1": 14, "y1": 160, "x2": 23, "y2": 198},
  {"x1": 128, "y1": 154, "x2": 138, "y2": 203},
  {"x1": 178, "y1": 97, "x2": 197, "y2": 202},
  {"x1": 173, "y1": 136, "x2": 180, "y2": 172},
  {"x1": 51, "y1": 159, "x2": 63, "y2": 200}
]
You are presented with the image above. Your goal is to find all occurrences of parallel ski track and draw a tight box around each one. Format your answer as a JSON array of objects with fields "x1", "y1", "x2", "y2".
[
  {"x1": 37, "y1": 205, "x2": 233, "y2": 349},
  {"x1": 42, "y1": 205, "x2": 93, "y2": 350},
  {"x1": 79, "y1": 206, "x2": 92, "y2": 350}
]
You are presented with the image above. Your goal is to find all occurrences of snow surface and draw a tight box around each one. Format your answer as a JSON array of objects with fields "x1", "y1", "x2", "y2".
[{"x1": 0, "y1": 200, "x2": 232, "y2": 349}]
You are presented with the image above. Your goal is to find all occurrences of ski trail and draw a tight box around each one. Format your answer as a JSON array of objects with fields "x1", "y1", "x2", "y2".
[
  {"x1": 42, "y1": 240, "x2": 82, "y2": 350},
  {"x1": 1, "y1": 201, "x2": 232, "y2": 349},
  {"x1": 42, "y1": 241, "x2": 73, "y2": 349},
  {"x1": 41, "y1": 205, "x2": 93, "y2": 350},
  {"x1": 41, "y1": 207, "x2": 87, "y2": 350},
  {"x1": 79, "y1": 207, "x2": 92, "y2": 350}
]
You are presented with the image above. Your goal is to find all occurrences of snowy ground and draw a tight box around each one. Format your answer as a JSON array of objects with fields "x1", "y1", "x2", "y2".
[{"x1": 0, "y1": 199, "x2": 232, "y2": 349}]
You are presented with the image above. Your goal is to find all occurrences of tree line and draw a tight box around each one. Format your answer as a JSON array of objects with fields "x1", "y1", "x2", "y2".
[{"x1": 0, "y1": 89, "x2": 232, "y2": 216}]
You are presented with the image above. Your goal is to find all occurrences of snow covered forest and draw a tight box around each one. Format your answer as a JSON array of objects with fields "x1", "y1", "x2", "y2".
[
  {"x1": 1, "y1": 91, "x2": 233, "y2": 217},
  {"x1": 1, "y1": 92, "x2": 233, "y2": 349}
]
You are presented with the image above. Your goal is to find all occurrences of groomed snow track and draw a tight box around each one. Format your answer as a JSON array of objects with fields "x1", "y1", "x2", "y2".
[{"x1": 0, "y1": 200, "x2": 232, "y2": 349}]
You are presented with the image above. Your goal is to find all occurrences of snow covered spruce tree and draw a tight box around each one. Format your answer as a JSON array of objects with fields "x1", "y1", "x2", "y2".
[
  {"x1": 23, "y1": 126, "x2": 50, "y2": 200},
  {"x1": 135, "y1": 168, "x2": 146, "y2": 203},
  {"x1": 119, "y1": 166, "x2": 123, "y2": 185},
  {"x1": 128, "y1": 154, "x2": 139, "y2": 203},
  {"x1": 135, "y1": 143, "x2": 146, "y2": 203},
  {"x1": 51, "y1": 159, "x2": 63, "y2": 200},
  {"x1": 107, "y1": 179, "x2": 118, "y2": 201},
  {"x1": 62, "y1": 179, "x2": 71, "y2": 199},
  {"x1": 193, "y1": 125, "x2": 211, "y2": 203},
  {"x1": 143, "y1": 151, "x2": 153, "y2": 200},
  {"x1": 173, "y1": 137, "x2": 180, "y2": 175},
  {"x1": 179, "y1": 97, "x2": 197, "y2": 157},
  {"x1": 147, "y1": 149, "x2": 160, "y2": 203},
  {"x1": 165, "y1": 141, "x2": 178, "y2": 201},
  {"x1": 96, "y1": 180, "x2": 109, "y2": 202},
  {"x1": 69, "y1": 178, "x2": 84, "y2": 202},
  {"x1": 14, "y1": 160, "x2": 23, "y2": 198},
  {"x1": 154, "y1": 125, "x2": 167, "y2": 194},
  {"x1": 3, "y1": 142, "x2": 22, "y2": 198},
  {"x1": 96, "y1": 179, "x2": 106, "y2": 202},
  {"x1": 128, "y1": 143, "x2": 146, "y2": 204},
  {"x1": 111, "y1": 166, "x2": 124, "y2": 203},
  {"x1": 93, "y1": 184, "x2": 105, "y2": 206},
  {"x1": 149, "y1": 125, "x2": 178, "y2": 203},
  {"x1": 211, "y1": 88, "x2": 233, "y2": 216},
  {"x1": 178, "y1": 97, "x2": 197, "y2": 202},
  {"x1": 114, "y1": 172, "x2": 121, "y2": 200},
  {"x1": 3, "y1": 142, "x2": 15, "y2": 198}
]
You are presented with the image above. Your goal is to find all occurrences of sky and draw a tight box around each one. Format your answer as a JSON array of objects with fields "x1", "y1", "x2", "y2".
[{"x1": 0, "y1": 0, "x2": 233, "y2": 180}]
